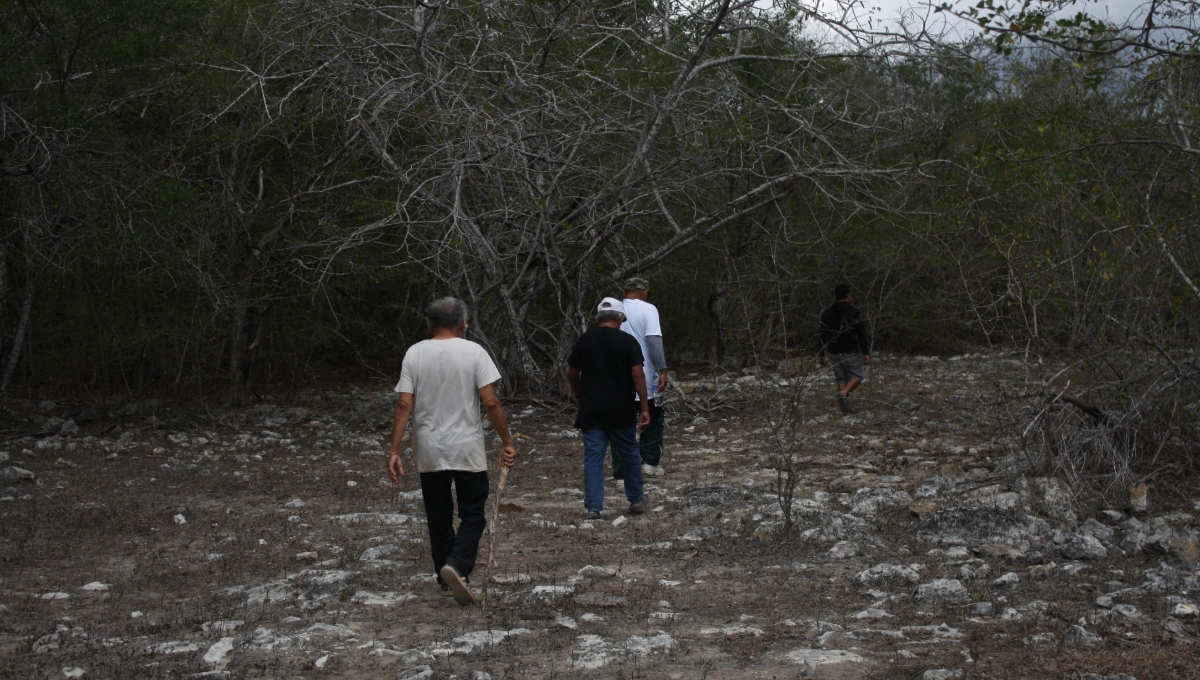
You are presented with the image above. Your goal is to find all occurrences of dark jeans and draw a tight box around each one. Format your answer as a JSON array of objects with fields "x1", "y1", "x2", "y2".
[
  {"x1": 583, "y1": 427, "x2": 644, "y2": 512},
  {"x1": 611, "y1": 400, "x2": 665, "y2": 475},
  {"x1": 419, "y1": 470, "x2": 489, "y2": 582}
]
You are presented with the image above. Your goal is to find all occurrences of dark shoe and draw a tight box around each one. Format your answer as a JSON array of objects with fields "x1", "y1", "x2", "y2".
[
  {"x1": 438, "y1": 581, "x2": 454, "y2": 597},
  {"x1": 837, "y1": 394, "x2": 851, "y2": 415},
  {"x1": 439, "y1": 565, "x2": 477, "y2": 606},
  {"x1": 629, "y1": 497, "x2": 648, "y2": 515},
  {"x1": 585, "y1": 511, "x2": 602, "y2": 521}
]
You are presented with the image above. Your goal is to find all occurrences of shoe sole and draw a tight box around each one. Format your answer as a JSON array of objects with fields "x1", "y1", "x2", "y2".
[
  {"x1": 837, "y1": 395, "x2": 851, "y2": 415},
  {"x1": 439, "y1": 565, "x2": 476, "y2": 606}
]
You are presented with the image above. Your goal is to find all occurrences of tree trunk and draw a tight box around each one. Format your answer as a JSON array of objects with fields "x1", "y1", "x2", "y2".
[
  {"x1": 227, "y1": 301, "x2": 268, "y2": 405},
  {"x1": 451, "y1": 168, "x2": 544, "y2": 391},
  {"x1": 0, "y1": 246, "x2": 7, "y2": 312},
  {"x1": 1, "y1": 268, "x2": 38, "y2": 395},
  {"x1": 226, "y1": 299, "x2": 250, "y2": 405},
  {"x1": 225, "y1": 218, "x2": 284, "y2": 405},
  {"x1": 706, "y1": 286, "x2": 727, "y2": 365},
  {"x1": 550, "y1": 307, "x2": 585, "y2": 396},
  {"x1": 549, "y1": 248, "x2": 601, "y2": 395}
]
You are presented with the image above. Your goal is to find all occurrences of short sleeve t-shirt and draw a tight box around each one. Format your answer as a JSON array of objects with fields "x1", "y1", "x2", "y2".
[
  {"x1": 395, "y1": 338, "x2": 502, "y2": 473},
  {"x1": 568, "y1": 327, "x2": 644, "y2": 430},
  {"x1": 620, "y1": 298, "x2": 662, "y2": 400}
]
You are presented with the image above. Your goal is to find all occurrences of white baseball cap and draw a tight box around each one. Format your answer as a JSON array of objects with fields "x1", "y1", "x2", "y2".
[{"x1": 597, "y1": 297, "x2": 625, "y2": 315}]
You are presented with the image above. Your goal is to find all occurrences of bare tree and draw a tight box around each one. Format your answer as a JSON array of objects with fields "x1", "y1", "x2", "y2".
[
  {"x1": 757, "y1": 361, "x2": 827, "y2": 537},
  {"x1": 915, "y1": 40, "x2": 1200, "y2": 496},
  {"x1": 220, "y1": 0, "x2": 941, "y2": 394}
]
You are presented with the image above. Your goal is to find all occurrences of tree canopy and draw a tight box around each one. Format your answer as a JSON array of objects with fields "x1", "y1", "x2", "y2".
[{"x1": 0, "y1": 0, "x2": 1196, "y2": 412}]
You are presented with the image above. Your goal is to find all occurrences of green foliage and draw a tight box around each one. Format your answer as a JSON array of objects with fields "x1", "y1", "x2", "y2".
[{"x1": 0, "y1": 0, "x2": 1196, "y2": 399}]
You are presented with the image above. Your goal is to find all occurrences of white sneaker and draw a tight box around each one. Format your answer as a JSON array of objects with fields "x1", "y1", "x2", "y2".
[{"x1": 642, "y1": 464, "x2": 665, "y2": 476}]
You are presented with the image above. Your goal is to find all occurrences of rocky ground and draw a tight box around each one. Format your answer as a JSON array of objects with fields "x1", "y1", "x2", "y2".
[{"x1": 1, "y1": 352, "x2": 1198, "y2": 680}]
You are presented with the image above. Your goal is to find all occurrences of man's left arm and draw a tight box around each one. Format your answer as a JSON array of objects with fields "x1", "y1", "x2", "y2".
[
  {"x1": 643, "y1": 305, "x2": 667, "y2": 391},
  {"x1": 645, "y1": 334, "x2": 668, "y2": 391},
  {"x1": 643, "y1": 333, "x2": 672, "y2": 388}
]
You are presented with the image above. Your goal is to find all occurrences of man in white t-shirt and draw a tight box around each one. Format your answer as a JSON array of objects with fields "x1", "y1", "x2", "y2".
[
  {"x1": 613, "y1": 277, "x2": 669, "y2": 477},
  {"x1": 387, "y1": 297, "x2": 517, "y2": 606}
]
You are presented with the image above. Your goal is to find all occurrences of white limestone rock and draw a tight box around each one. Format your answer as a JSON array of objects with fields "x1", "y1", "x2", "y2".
[
  {"x1": 430, "y1": 628, "x2": 530, "y2": 656},
  {"x1": 570, "y1": 633, "x2": 677, "y2": 669},
  {"x1": 785, "y1": 648, "x2": 866, "y2": 675},
  {"x1": 1064, "y1": 625, "x2": 1102, "y2": 649},
  {"x1": 1061, "y1": 533, "x2": 1108, "y2": 561},
  {"x1": 351, "y1": 590, "x2": 416, "y2": 606},
  {"x1": 202, "y1": 637, "x2": 235, "y2": 669},
  {"x1": 916, "y1": 579, "x2": 972, "y2": 607},
  {"x1": 853, "y1": 563, "x2": 921, "y2": 589}
]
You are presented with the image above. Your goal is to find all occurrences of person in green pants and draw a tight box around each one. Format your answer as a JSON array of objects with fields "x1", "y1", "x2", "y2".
[{"x1": 612, "y1": 277, "x2": 669, "y2": 477}]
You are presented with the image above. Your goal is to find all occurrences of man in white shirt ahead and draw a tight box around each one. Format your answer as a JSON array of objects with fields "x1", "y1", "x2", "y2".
[
  {"x1": 613, "y1": 277, "x2": 669, "y2": 477},
  {"x1": 387, "y1": 297, "x2": 517, "y2": 606}
]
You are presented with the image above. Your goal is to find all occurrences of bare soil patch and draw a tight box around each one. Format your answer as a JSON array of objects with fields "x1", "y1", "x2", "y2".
[{"x1": 2, "y1": 353, "x2": 1197, "y2": 679}]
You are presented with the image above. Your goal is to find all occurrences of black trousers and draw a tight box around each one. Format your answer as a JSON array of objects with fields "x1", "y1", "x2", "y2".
[{"x1": 419, "y1": 470, "x2": 489, "y2": 581}]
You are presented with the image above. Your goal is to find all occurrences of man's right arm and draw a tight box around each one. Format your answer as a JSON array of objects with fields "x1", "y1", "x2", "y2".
[{"x1": 387, "y1": 393, "x2": 414, "y2": 483}]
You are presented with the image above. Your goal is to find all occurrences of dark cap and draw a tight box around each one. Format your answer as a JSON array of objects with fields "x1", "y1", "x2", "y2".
[{"x1": 623, "y1": 277, "x2": 649, "y2": 291}]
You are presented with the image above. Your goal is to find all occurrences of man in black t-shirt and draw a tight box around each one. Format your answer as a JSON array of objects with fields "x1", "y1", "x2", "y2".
[
  {"x1": 818, "y1": 284, "x2": 872, "y2": 415},
  {"x1": 567, "y1": 297, "x2": 651, "y2": 519}
]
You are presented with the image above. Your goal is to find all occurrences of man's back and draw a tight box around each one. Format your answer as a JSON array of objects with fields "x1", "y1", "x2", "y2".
[
  {"x1": 396, "y1": 338, "x2": 500, "y2": 472},
  {"x1": 820, "y1": 301, "x2": 870, "y2": 355},
  {"x1": 620, "y1": 298, "x2": 661, "y2": 378},
  {"x1": 569, "y1": 327, "x2": 643, "y2": 429}
]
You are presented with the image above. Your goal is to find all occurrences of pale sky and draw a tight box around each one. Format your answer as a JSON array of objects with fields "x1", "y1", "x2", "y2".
[
  {"x1": 789, "y1": 0, "x2": 1160, "y2": 50},
  {"x1": 863, "y1": 0, "x2": 1153, "y2": 33}
]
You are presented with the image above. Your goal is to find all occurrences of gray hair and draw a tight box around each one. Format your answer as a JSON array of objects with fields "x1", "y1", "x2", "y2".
[
  {"x1": 427, "y1": 297, "x2": 468, "y2": 330},
  {"x1": 596, "y1": 310, "x2": 624, "y2": 324}
]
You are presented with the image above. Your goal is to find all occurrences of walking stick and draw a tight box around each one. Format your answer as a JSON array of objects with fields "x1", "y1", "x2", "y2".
[{"x1": 480, "y1": 465, "x2": 509, "y2": 610}]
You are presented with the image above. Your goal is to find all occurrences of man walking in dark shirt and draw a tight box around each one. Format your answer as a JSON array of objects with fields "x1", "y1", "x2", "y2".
[
  {"x1": 818, "y1": 284, "x2": 872, "y2": 415},
  {"x1": 568, "y1": 297, "x2": 651, "y2": 520}
]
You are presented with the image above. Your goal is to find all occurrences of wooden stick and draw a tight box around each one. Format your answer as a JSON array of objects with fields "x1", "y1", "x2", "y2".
[{"x1": 480, "y1": 465, "x2": 509, "y2": 610}]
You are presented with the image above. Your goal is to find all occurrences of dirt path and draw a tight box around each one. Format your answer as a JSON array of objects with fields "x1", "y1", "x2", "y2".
[{"x1": 2, "y1": 353, "x2": 1197, "y2": 679}]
